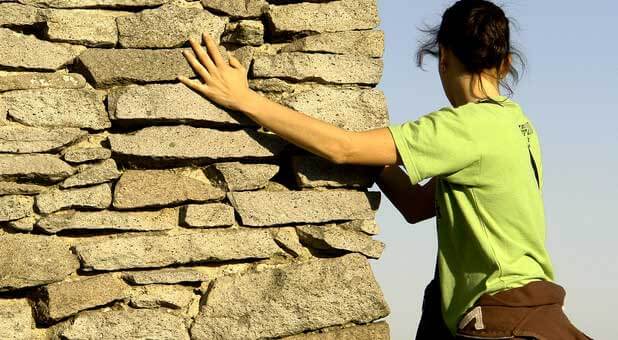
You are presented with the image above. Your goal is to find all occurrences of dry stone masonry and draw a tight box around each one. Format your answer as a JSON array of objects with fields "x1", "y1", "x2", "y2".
[{"x1": 0, "y1": 0, "x2": 391, "y2": 338}]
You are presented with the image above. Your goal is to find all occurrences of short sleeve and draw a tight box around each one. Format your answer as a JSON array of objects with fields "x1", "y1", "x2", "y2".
[{"x1": 387, "y1": 107, "x2": 480, "y2": 185}]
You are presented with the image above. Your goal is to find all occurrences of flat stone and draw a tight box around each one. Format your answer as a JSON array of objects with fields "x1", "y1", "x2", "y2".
[
  {"x1": 201, "y1": 0, "x2": 266, "y2": 18},
  {"x1": 0, "y1": 154, "x2": 76, "y2": 182},
  {"x1": 6, "y1": 213, "x2": 39, "y2": 232},
  {"x1": 117, "y1": 3, "x2": 227, "y2": 48},
  {"x1": 60, "y1": 158, "x2": 121, "y2": 188},
  {"x1": 282, "y1": 321, "x2": 390, "y2": 340},
  {"x1": 266, "y1": 0, "x2": 379, "y2": 34},
  {"x1": 283, "y1": 86, "x2": 388, "y2": 131},
  {"x1": 1, "y1": 88, "x2": 111, "y2": 130},
  {"x1": 0, "y1": 125, "x2": 86, "y2": 153},
  {"x1": 222, "y1": 20, "x2": 264, "y2": 46},
  {"x1": 43, "y1": 9, "x2": 130, "y2": 47},
  {"x1": 76, "y1": 48, "x2": 196, "y2": 87},
  {"x1": 0, "y1": 181, "x2": 47, "y2": 195},
  {"x1": 190, "y1": 253, "x2": 390, "y2": 339},
  {"x1": 282, "y1": 30, "x2": 385, "y2": 57},
  {"x1": 0, "y1": 194, "x2": 33, "y2": 221},
  {"x1": 0, "y1": 234, "x2": 79, "y2": 291},
  {"x1": 36, "y1": 207, "x2": 178, "y2": 234},
  {"x1": 291, "y1": 154, "x2": 382, "y2": 188},
  {"x1": 253, "y1": 52, "x2": 383, "y2": 85},
  {"x1": 112, "y1": 169, "x2": 225, "y2": 209},
  {"x1": 227, "y1": 190, "x2": 380, "y2": 226},
  {"x1": 339, "y1": 219, "x2": 380, "y2": 236},
  {"x1": 0, "y1": 2, "x2": 44, "y2": 27},
  {"x1": 108, "y1": 125, "x2": 287, "y2": 162},
  {"x1": 107, "y1": 83, "x2": 254, "y2": 126},
  {"x1": 17, "y1": 0, "x2": 169, "y2": 8},
  {"x1": 122, "y1": 267, "x2": 209, "y2": 285},
  {"x1": 0, "y1": 70, "x2": 86, "y2": 92},
  {"x1": 58, "y1": 308, "x2": 189, "y2": 340},
  {"x1": 0, "y1": 27, "x2": 86, "y2": 71},
  {"x1": 35, "y1": 183, "x2": 112, "y2": 214},
  {"x1": 204, "y1": 161, "x2": 279, "y2": 191},
  {"x1": 34, "y1": 273, "x2": 130, "y2": 322},
  {"x1": 62, "y1": 146, "x2": 111, "y2": 163},
  {"x1": 182, "y1": 203, "x2": 235, "y2": 228},
  {"x1": 297, "y1": 224, "x2": 385, "y2": 259},
  {"x1": 73, "y1": 228, "x2": 285, "y2": 271},
  {"x1": 271, "y1": 226, "x2": 312, "y2": 258},
  {"x1": 0, "y1": 298, "x2": 37, "y2": 340},
  {"x1": 128, "y1": 284, "x2": 199, "y2": 316}
]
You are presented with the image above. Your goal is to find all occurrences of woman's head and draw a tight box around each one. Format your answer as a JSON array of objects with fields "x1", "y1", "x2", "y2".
[{"x1": 417, "y1": 0, "x2": 524, "y2": 104}]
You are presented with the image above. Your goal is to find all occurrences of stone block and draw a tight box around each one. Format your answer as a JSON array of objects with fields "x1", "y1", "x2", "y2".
[
  {"x1": 117, "y1": 3, "x2": 228, "y2": 48},
  {"x1": 73, "y1": 228, "x2": 285, "y2": 271},
  {"x1": 0, "y1": 181, "x2": 47, "y2": 195},
  {"x1": 17, "y1": 0, "x2": 169, "y2": 8},
  {"x1": 0, "y1": 27, "x2": 86, "y2": 70},
  {"x1": 182, "y1": 202, "x2": 235, "y2": 228},
  {"x1": 0, "y1": 298, "x2": 38, "y2": 340},
  {"x1": 0, "y1": 154, "x2": 75, "y2": 183},
  {"x1": 190, "y1": 253, "x2": 390, "y2": 339},
  {"x1": 222, "y1": 20, "x2": 264, "y2": 46},
  {"x1": 0, "y1": 70, "x2": 86, "y2": 92},
  {"x1": 0, "y1": 2, "x2": 44, "y2": 27},
  {"x1": 227, "y1": 190, "x2": 380, "y2": 226},
  {"x1": 296, "y1": 224, "x2": 385, "y2": 259},
  {"x1": 43, "y1": 9, "x2": 129, "y2": 47},
  {"x1": 36, "y1": 207, "x2": 178, "y2": 234},
  {"x1": 0, "y1": 234, "x2": 79, "y2": 291},
  {"x1": 1, "y1": 88, "x2": 110, "y2": 130},
  {"x1": 60, "y1": 158, "x2": 121, "y2": 189},
  {"x1": 0, "y1": 194, "x2": 33, "y2": 221},
  {"x1": 62, "y1": 146, "x2": 111, "y2": 163},
  {"x1": 253, "y1": 52, "x2": 383, "y2": 85},
  {"x1": 112, "y1": 169, "x2": 225, "y2": 209},
  {"x1": 35, "y1": 182, "x2": 112, "y2": 214},
  {"x1": 0, "y1": 125, "x2": 86, "y2": 153},
  {"x1": 204, "y1": 161, "x2": 279, "y2": 191},
  {"x1": 201, "y1": 0, "x2": 267, "y2": 18},
  {"x1": 127, "y1": 284, "x2": 199, "y2": 316},
  {"x1": 282, "y1": 30, "x2": 385, "y2": 57}
]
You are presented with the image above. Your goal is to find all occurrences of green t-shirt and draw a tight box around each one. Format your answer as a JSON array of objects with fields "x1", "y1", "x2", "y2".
[{"x1": 387, "y1": 96, "x2": 555, "y2": 335}]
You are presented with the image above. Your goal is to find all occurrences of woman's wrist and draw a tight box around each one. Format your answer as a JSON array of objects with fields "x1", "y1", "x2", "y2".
[{"x1": 237, "y1": 89, "x2": 267, "y2": 117}]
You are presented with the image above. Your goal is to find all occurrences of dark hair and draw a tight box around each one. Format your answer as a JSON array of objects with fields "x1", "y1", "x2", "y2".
[{"x1": 417, "y1": 0, "x2": 525, "y2": 96}]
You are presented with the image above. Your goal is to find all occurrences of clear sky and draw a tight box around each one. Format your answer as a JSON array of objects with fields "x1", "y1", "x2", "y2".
[{"x1": 371, "y1": 1, "x2": 617, "y2": 339}]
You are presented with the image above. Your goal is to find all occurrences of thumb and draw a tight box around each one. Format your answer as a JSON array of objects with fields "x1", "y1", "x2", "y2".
[{"x1": 227, "y1": 52, "x2": 244, "y2": 69}]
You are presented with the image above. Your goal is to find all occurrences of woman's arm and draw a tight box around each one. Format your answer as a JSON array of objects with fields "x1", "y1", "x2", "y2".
[
  {"x1": 377, "y1": 167, "x2": 437, "y2": 224},
  {"x1": 177, "y1": 32, "x2": 399, "y2": 167}
]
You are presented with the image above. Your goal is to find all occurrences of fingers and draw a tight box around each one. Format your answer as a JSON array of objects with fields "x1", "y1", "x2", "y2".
[
  {"x1": 181, "y1": 50, "x2": 211, "y2": 82},
  {"x1": 187, "y1": 37, "x2": 218, "y2": 78},
  {"x1": 203, "y1": 32, "x2": 226, "y2": 67},
  {"x1": 178, "y1": 75, "x2": 211, "y2": 95}
]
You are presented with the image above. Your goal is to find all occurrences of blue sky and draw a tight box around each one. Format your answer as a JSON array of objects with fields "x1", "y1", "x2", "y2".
[{"x1": 371, "y1": 1, "x2": 617, "y2": 338}]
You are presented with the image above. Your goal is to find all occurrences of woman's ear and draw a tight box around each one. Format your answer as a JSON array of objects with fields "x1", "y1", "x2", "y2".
[{"x1": 439, "y1": 46, "x2": 447, "y2": 74}]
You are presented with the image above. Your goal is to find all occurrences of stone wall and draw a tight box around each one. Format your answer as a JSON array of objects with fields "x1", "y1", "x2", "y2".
[{"x1": 0, "y1": 0, "x2": 391, "y2": 339}]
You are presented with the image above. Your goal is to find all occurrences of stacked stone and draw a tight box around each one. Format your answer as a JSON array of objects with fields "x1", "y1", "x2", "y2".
[{"x1": 0, "y1": 0, "x2": 390, "y2": 339}]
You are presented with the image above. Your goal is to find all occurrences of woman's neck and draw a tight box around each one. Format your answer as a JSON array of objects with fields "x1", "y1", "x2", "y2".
[{"x1": 450, "y1": 73, "x2": 502, "y2": 108}]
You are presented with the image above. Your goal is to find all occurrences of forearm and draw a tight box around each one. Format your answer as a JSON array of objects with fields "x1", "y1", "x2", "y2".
[
  {"x1": 239, "y1": 90, "x2": 349, "y2": 164},
  {"x1": 376, "y1": 165, "x2": 436, "y2": 224}
]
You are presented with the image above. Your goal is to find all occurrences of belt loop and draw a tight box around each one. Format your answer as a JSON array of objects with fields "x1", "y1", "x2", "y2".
[{"x1": 458, "y1": 306, "x2": 485, "y2": 331}]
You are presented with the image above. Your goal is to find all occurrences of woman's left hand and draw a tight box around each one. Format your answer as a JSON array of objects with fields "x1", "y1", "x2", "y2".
[{"x1": 177, "y1": 32, "x2": 256, "y2": 113}]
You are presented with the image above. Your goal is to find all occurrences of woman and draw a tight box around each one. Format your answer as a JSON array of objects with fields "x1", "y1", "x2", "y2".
[{"x1": 177, "y1": 1, "x2": 591, "y2": 338}]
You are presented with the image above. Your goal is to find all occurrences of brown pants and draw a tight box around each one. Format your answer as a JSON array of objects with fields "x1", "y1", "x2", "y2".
[{"x1": 416, "y1": 278, "x2": 593, "y2": 340}]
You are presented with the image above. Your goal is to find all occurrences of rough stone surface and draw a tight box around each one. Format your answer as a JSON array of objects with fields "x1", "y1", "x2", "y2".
[
  {"x1": 109, "y1": 125, "x2": 287, "y2": 162},
  {"x1": 0, "y1": 125, "x2": 86, "y2": 153},
  {"x1": 271, "y1": 226, "x2": 312, "y2": 258},
  {"x1": 0, "y1": 27, "x2": 86, "y2": 70},
  {"x1": 190, "y1": 253, "x2": 389, "y2": 339},
  {"x1": 6, "y1": 213, "x2": 39, "y2": 232},
  {"x1": 201, "y1": 0, "x2": 266, "y2": 18},
  {"x1": 0, "y1": 181, "x2": 47, "y2": 195},
  {"x1": 297, "y1": 224, "x2": 385, "y2": 259},
  {"x1": 118, "y1": 3, "x2": 227, "y2": 49},
  {"x1": 182, "y1": 202, "x2": 235, "y2": 228},
  {"x1": 282, "y1": 86, "x2": 388, "y2": 131},
  {"x1": 113, "y1": 169, "x2": 225, "y2": 209},
  {"x1": 1, "y1": 88, "x2": 111, "y2": 130},
  {"x1": 282, "y1": 30, "x2": 385, "y2": 57},
  {"x1": 122, "y1": 267, "x2": 210, "y2": 285},
  {"x1": 17, "y1": 0, "x2": 169, "y2": 8},
  {"x1": 266, "y1": 0, "x2": 379, "y2": 34},
  {"x1": 0, "y1": 298, "x2": 37, "y2": 340},
  {"x1": 107, "y1": 83, "x2": 254, "y2": 126},
  {"x1": 62, "y1": 146, "x2": 112, "y2": 163},
  {"x1": 0, "y1": 154, "x2": 75, "y2": 182},
  {"x1": 292, "y1": 154, "x2": 382, "y2": 188},
  {"x1": 0, "y1": 2, "x2": 44, "y2": 27},
  {"x1": 36, "y1": 207, "x2": 178, "y2": 234},
  {"x1": 253, "y1": 52, "x2": 383, "y2": 85},
  {"x1": 58, "y1": 308, "x2": 190, "y2": 340},
  {"x1": 222, "y1": 20, "x2": 264, "y2": 46},
  {"x1": 0, "y1": 70, "x2": 86, "y2": 92},
  {"x1": 0, "y1": 194, "x2": 33, "y2": 221},
  {"x1": 43, "y1": 9, "x2": 129, "y2": 47},
  {"x1": 204, "y1": 161, "x2": 280, "y2": 191},
  {"x1": 340, "y1": 219, "x2": 380, "y2": 236},
  {"x1": 60, "y1": 158, "x2": 121, "y2": 188},
  {"x1": 0, "y1": 234, "x2": 79, "y2": 291},
  {"x1": 77, "y1": 48, "x2": 197, "y2": 87},
  {"x1": 35, "y1": 182, "x2": 112, "y2": 214},
  {"x1": 73, "y1": 228, "x2": 285, "y2": 271},
  {"x1": 228, "y1": 190, "x2": 380, "y2": 226},
  {"x1": 35, "y1": 273, "x2": 130, "y2": 321},
  {"x1": 128, "y1": 284, "x2": 198, "y2": 315},
  {"x1": 282, "y1": 321, "x2": 390, "y2": 340}
]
